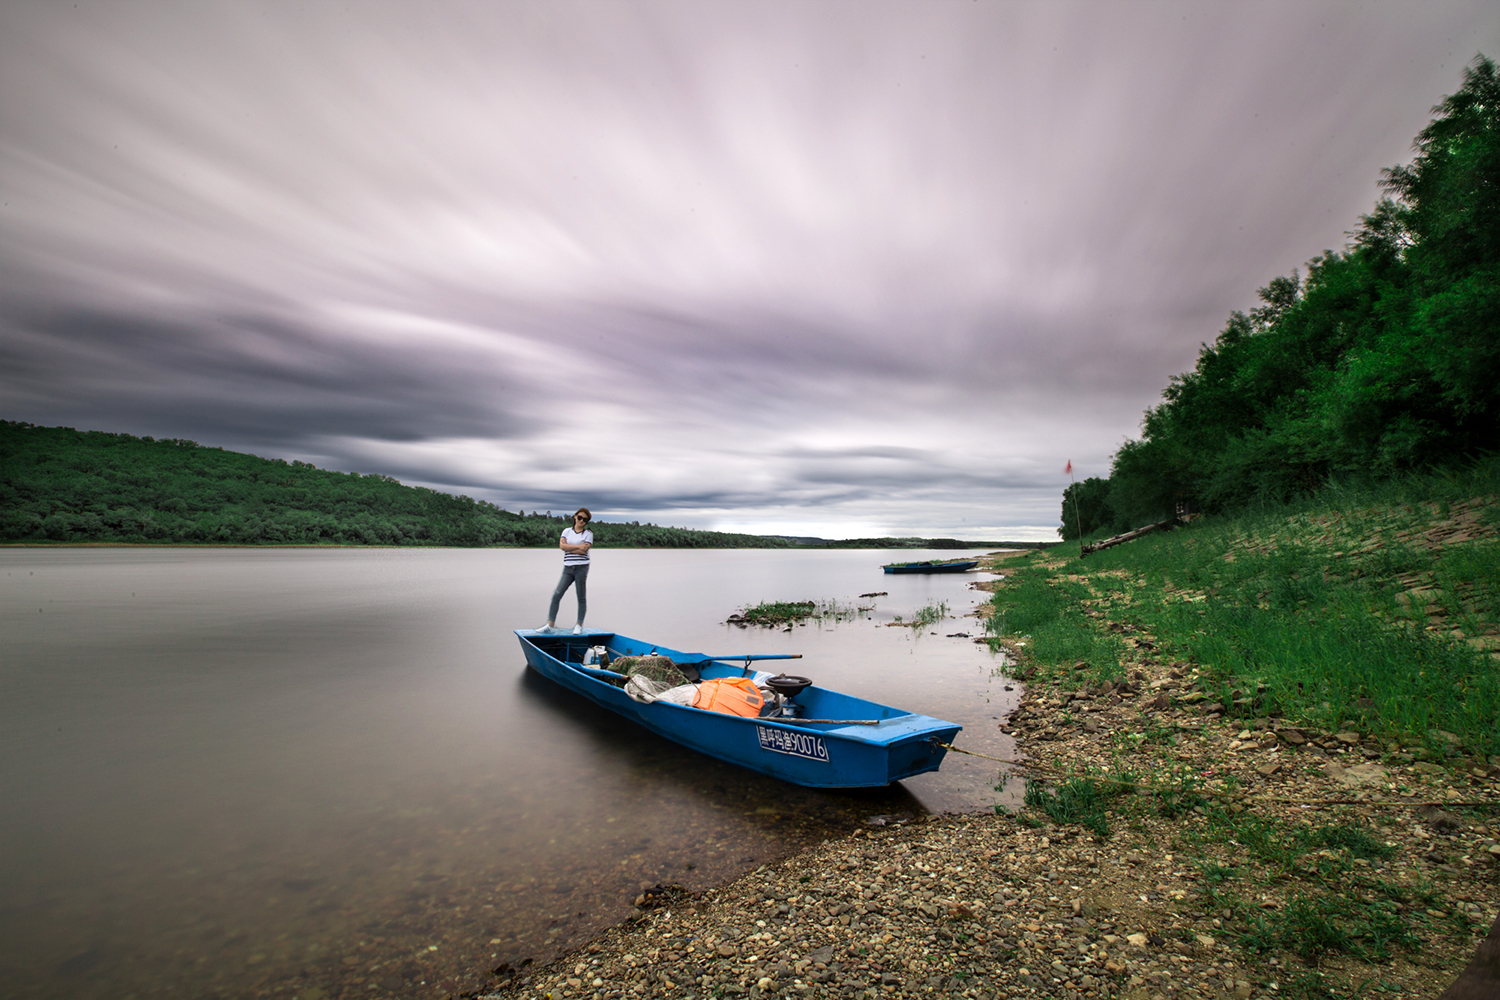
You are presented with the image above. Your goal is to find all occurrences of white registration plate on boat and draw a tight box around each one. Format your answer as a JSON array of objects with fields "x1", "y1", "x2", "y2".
[{"x1": 756, "y1": 726, "x2": 828, "y2": 762}]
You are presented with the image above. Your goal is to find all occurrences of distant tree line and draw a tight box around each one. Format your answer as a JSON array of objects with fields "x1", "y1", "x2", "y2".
[
  {"x1": 0, "y1": 422, "x2": 790, "y2": 548},
  {"x1": 1062, "y1": 56, "x2": 1500, "y2": 539},
  {"x1": 816, "y1": 536, "x2": 1049, "y2": 549}
]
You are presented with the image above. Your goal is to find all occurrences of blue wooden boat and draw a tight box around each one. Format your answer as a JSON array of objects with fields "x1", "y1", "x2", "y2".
[
  {"x1": 882, "y1": 559, "x2": 979, "y2": 574},
  {"x1": 515, "y1": 629, "x2": 962, "y2": 788}
]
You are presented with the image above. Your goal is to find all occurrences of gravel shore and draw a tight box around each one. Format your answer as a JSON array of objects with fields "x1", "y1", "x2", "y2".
[{"x1": 477, "y1": 586, "x2": 1499, "y2": 1000}]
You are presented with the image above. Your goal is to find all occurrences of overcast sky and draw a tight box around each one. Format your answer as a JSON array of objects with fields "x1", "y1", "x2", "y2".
[{"x1": 1, "y1": 2, "x2": 1495, "y2": 539}]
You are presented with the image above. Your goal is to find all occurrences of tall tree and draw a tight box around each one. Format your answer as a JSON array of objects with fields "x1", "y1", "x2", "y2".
[{"x1": 1090, "y1": 55, "x2": 1499, "y2": 528}]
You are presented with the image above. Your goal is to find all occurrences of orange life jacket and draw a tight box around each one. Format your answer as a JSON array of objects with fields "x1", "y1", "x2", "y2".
[{"x1": 693, "y1": 677, "x2": 765, "y2": 717}]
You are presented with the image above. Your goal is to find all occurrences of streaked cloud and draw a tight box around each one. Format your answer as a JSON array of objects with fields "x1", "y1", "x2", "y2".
[{"x1": 2, "y1": 1, "x2": 1496, "y2": 538}]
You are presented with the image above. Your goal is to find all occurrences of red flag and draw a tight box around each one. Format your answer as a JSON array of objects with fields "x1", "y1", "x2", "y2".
[{"x1": 1065, "y1": 460, "x2": 1072, "y2": 475}]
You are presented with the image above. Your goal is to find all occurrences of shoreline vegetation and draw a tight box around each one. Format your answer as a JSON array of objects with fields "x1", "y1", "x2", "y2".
[
  {"x1": 0, "y1": 421, "x2": 1042, "y2": 550},
  {"x1": 1059, "y1": 57, "x2": 1499, "y2": 542},
  {"x1": 960, "y1": 486, "x2": 1496, "y2": 997}
]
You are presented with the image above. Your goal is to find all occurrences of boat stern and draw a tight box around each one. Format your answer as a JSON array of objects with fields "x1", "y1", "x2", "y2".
[{"x1": 886, "y1": 724, "x2": 963, "y2": 782}]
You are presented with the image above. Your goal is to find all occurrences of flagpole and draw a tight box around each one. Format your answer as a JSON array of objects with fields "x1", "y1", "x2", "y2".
[{"x1": 1067, "y1": 460, "x2": 1084, "y2": 558}]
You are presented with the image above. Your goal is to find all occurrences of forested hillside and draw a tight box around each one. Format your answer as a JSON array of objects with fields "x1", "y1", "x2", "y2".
[
  {"x1": 0, "y1": 422, "x2": 789, "y2": 547},
  {"x1": 1063, "y1": 56, "x2": 1500, "y2": 538}
]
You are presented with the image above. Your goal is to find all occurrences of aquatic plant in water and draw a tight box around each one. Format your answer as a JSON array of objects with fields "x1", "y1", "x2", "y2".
[
  {"x1": 891, "y1": 600, "x2": 949, "y2": 629},
  {"x1": 728, "y1": 599, "x2": 866, "y2": 626}
]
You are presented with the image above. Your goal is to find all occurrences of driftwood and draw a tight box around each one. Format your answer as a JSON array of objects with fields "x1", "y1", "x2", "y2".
[
  {"x1": 1080, "y1": 518, "x2": 1179, "y2": 556},
  {"x1": 1436, "y1": 913, "x2": 1500, "y2": 1000}
]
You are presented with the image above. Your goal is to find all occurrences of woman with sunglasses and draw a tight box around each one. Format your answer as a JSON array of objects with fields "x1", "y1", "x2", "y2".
[{"x1": 540, "y1": 508, "x2": 593, "y2": 634}]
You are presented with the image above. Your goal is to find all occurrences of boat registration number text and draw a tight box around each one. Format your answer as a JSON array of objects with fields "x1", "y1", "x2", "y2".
[{"x1": 756, "y1": 726, "x2": 829, "y2": 762}]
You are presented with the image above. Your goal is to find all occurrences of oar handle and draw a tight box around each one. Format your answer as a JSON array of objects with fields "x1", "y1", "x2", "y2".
[{"x1": 705, "y1": 652, "x2": 803, "y2": 677}]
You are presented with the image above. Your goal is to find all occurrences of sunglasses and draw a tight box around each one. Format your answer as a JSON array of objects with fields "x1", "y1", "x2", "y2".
[{"x1": 574, "y1": 515, "x2": 589, "y2": 521}]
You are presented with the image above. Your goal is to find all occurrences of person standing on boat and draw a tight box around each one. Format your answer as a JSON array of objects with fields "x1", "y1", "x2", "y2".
[{"x1": 541, "y1": 508, "x2": 593, "y2": 634}]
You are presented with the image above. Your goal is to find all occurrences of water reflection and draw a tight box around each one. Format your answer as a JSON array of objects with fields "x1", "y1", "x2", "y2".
[{"x1": 0, "y1": 548, "x2": 1019, "y2": 999}]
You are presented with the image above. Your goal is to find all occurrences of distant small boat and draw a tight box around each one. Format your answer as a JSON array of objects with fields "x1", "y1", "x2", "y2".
[
  {"x1": 882, "y1": 559, "x2": 979, "y2": 574},
  {"x1": 516, "y1": 629, "x2": 961, "y2": 788}
]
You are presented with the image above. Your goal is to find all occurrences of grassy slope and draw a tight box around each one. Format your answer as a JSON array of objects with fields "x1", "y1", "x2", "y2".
[
  {"x1": 988, "y1": 461, "x2": 1500, "y2": 756},
  {"x1": 981, "y1": 468, "x2": 1499, "y2": 995}
]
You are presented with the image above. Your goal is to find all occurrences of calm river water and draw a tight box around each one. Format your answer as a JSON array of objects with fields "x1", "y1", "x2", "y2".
[{"x1": 0, "y1": 547, "x2": 1020, "y2": 999}]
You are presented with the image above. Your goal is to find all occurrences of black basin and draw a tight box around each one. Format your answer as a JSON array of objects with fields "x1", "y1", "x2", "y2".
[{"x1": 765, "y1": 674, "x2": 812, "y2": 698}]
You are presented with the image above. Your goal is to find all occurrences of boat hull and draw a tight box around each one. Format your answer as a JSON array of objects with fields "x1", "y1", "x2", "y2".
[
  {"x1": 516, "y1": 630, "x2": 961, "y2": 788},
  {"x1": 882, "y1": 560, "x2": 979, "y2": 574}
]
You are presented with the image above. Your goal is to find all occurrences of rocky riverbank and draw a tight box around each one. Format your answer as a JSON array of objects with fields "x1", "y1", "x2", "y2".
[{"x1": 476, "y1": 550, "x2": 1499, "y2": 1000}]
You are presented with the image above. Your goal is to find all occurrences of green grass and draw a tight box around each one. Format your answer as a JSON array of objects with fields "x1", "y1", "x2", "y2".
[
  {"x1": 984, "y1": 573, "x2": 1125, "y2": 680},
  {"x1": 1268, "y1": 970, "x2": 1362, "y2": 1000},
  {"x1": 1241, "y1": 893, "x2": 1417, "y2": 962},
  {"x1": 989, "y1": 466, "x2": 1497, "y2": 979},
  {"x1": 1012, "y1": 759, "x2": 1449, "y2": 968},
  {"x1": 1173, "y1": 805, "x2": 1452, "y2": 966},
  {"x1": 892, "y1": 600, "x2": 949, "y2": 629},
  {"x1": 1305, "y1": 824, "x2": 1397, "y2": 861},
  {"x1": 1182, "y1": 804, "x2": 1397, "y2": 878},
  {"x1": 1022, "y1": 774, "x2": 1136, "y2": 836},
  {"x1": 1197, "y1": 859, "x2": 1240, "y2": 886},
  {"x1": 990, "y1": 463, "x2": 1500, "y2": 754}
]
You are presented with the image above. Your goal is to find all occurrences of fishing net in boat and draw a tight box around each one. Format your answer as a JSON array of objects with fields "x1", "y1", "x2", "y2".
[
  {"x1": 609, "y1": 654, "x2": 692, "y2": 687},
  {"x1": 623, "y1": 675, "x2": 698, "y2": 705}
]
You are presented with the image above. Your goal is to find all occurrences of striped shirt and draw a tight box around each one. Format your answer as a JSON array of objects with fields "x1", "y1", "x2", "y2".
[{"x1": 561, "y1": 526, "x2": 593, "y2": 565}]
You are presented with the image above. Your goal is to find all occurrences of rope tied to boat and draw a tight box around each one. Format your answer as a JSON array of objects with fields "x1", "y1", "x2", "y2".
[
  {"x1": 926, "y1": 738, "x2": 1056, "y2": 772},
  {"x1": 925, "y1": 738, "x2": 1500, "y2": 811}
]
